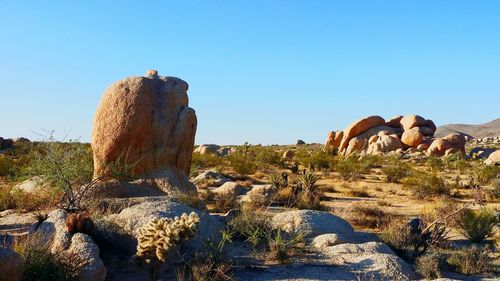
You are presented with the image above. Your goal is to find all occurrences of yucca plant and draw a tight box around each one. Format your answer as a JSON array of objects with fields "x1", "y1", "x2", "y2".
[
  {"x1": 298, "y1": 169, "x2": 318, "y2": 195},
  {"x1": 267, "y1": 171, "x2": 287, "y2": 189},
  {"x1": 457, "y1": 208, "x2": 498, "y2": 243}
]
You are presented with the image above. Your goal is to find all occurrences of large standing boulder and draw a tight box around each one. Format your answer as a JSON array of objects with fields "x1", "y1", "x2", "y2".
[
  {"x1": 427, "y1": 138, "x2": 449, "y2": 157},
  {"x1": 0, "y1": 247, "x2": 24, "y2": 281},
  {"x1": 427, "y1": 133, "x2": 466, "y2": 157},
  {"x1": 344, "y1": 126, "x2": 397, "y2": 155},
  {"x1": 443, "y1": 133, "x2": 467, "y2": 154},
  {"x1": 401, "y1": 127, "x2": 424, "y2": 148},
  {"x1": 400, "y1": 115, "x2": 426, "y2": 130},
  {"x1": 92, "y1": 71, "x2": 197, "y2": 195},
  {"x1": 271, "y1": 210, "x2": 355, "y2": 239},
  {"x1": 339, "y1": 116, "x2": 385, "y2": 152}
]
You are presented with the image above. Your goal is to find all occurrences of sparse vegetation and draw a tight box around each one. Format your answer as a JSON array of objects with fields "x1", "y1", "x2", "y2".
[
  {"x1": 402, "y1": 171, "x2": 449, "y2": 199},
  {"x1": 446, "y1": 245, "x2": 493, "y2": 275},
  {"x1": 415, "y1": 250, "x2": 443, "y2": 279},
  {"x1": 457, "y1": 207, "x2": 498, "y2": 243}
]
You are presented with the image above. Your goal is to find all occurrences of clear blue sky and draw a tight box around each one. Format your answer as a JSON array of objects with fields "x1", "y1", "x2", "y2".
[{"x1": 1, "y1": 1, "x2": 499, "y2": 145}]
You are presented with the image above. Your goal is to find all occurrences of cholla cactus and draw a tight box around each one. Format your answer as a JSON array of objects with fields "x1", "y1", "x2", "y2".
[{"x1": 136, "y1": 212, "x2": 200, "y2": 265}]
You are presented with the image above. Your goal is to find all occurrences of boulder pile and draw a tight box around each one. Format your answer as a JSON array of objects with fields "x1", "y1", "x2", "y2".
[{"x1": 326, "y1": 115, "x2": 466, "y2": 157}]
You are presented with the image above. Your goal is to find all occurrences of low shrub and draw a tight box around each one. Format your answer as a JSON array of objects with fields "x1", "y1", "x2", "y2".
[
  {"x1": 254, "y1": 147, "x2": 283, "y2": 168},
  {"x1": 457, "y1": 207, "x2": 498, "y2": 243},
  {"x1": 426, "y1": 157, "x2": 444, "y2": 172},
  {"x1": 446, "y1": 245, "x2": 492, "y2": 275},
  {"x1": 402, "y1": 172, "x2": 449, "y2": 199},
  {"x1": 335, "y1": 156, "x2": 367, "y2": 181},
  {"x1": 227, "y1": 210, "x2": 273, "y2": 248},
  {"x1": 382, "y1": 162, "x2": 412, "y2": 183},
  {"x1": 472, "y1": 165, "x2": 500, "y2": 185},
  {"x1": 227, "y1": 152, "x2": 257, "y2": 175},
  {"x1": 347, "y1": 203, "x2": 390, "y2": 229},
  {"x1": 381, "y1": 218, "x2": 447, "y2": 261},
  {"x1": 296, "y1": 149, "x2": 332, "y2": 171},
  {"x1": 266, "y1": 229, "x2": 304, "y2": 264},
  {"x1": 0, "y1": 155, "x2": 15, "y2": 176},
  {"x1": 213, "y1": 192, "x2": 240, "y2": 213},
  {"x1": 13, "y1": 233, "x2": 74, "y2": 281},
  {"x1": 416, "y1": 250, "x2": 443, "y2": 279},
  {"x1": 345, "y1": 188, "x2": 371, "y2": 198}
]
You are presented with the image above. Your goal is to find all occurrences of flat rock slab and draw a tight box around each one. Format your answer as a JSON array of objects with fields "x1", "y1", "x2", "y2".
[{"x1": 0, "y1": 211, "x2": 37, "y2": 235}]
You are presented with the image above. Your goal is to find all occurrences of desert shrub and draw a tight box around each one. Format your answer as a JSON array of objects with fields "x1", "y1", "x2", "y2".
[
  {"x1": 266, "y1": 229, "x2": 304, "y2": 264},
  {"x1": 296, "y1": 170, "x2": 322, "y2": 210},
  {"x1": 227, "y1": 152, "x2": 257, "y2": 175},
  {"x1": 415, "y1": 250, "x2": 444, "y2": 279},
  {"x1": 227, "y1": 210, "x2": 273, "y2": 247},
  {"x1": 472, "y1": 165, "x2": 500, "y2": 185},
  {"x1": 402, "y1": 171, "x2": 449, "y2": 199},
  {"x1": 446, "y1": 245, "x2": 492, "y2": 275},
  {"x1": 213, "y1": 192, "x2": 240, "y2": 213},
  {"x1": 493, "y1": 178, "x2": 500, "y2": 199},
  {"x1": 426, "y1": 157, "x2": 444, "y2": 172},
  {"x1": 457, "y1": 207, "x2": 498, "y2": 243},
  {"x1": 345, "y1": 188, "x2": 370, "y2": 198},
  {"x1": 335, "y1": 156, "x2": 367, "y2": 181},
  {"x1": 381, "y1": 218, "x2": 447, "y2": 261},
  {"x1": 296, "y1": 149, "x2": 332, "y2": 171},
  {"x1": 0, "y1": 185, "x2": 54, "y2": 212},
  {"x1": 13, "y1": 233, "x2": 74, "y2": 281},
  {"x1": 28, "y1": 134, "x2": 94, "y2": 210},
  {"x1": 445, "y1": 157, "x2": 471, "y2": 173},
  {"x1": 358, "y1": 154, "x2": 383, "y2": 170},
  {"x1": 267, "y1": 171, "x2": 288, "y2": 189},
  {"x1": 347, "y1": 203, "x2": 390, "y2": 229},
  {"x1": 254, "y1": 147, "x2": 283, "y2": 168},
  {"x1": 66, "y1": 211, "x2": 94, "y2": 235},
  {"x1": 191, "y1": 153, "x2": 224, "y2": 173},
  {"x1": 421, "y1": 198, "x2": 459, "y2": 227},
  {"x1": 382, "y1": 162, "x2": 412, "y2": 183},
  {"x1": 295, "y1": 191, "x2": 322, "y2": 210},
  {"x1": 182, "y1": 253, "x2": 233, "y2": 281},
  {"x1": 0, "y1": 155, "x2": 15, "y2": 176}
]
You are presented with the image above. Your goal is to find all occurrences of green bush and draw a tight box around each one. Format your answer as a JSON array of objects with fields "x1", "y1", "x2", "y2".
[
  {"x1": 227, "y1": 210, "x2": 273, "y2": 247},
  {"x1": 446, "y1": 246, "x2": 492, "y2": 275},
  {"x1": 296, "y1": 149, "x2": 332, "y2": 171},
  {"x1": 227, "y1": 152, "x2": 257, "y2": 175},
  {"x1": 457, "y1": 207, "x2": 498, "y2": 243},
  {"x1": 335, "y1": 156, "x2": 367, "y2": 181},
  {"x1": 190, "y1": 153, "x2": 224, "y2": 175},
  {"x1": 254, "y1": 147, "x2": 283, "y2": 168},
  {"x1": 0, "y1": 155, "x2": 15, "y2": 176},
  {"x1": 266, "y1": 229, "x2": 304, "y2": 264},
  {"x1": 426, "y1": 157, "x2": 444, "y2": 172},
  {"x1": 472, "y1": 165, "x2": 500, "y2": 185},
  {"x1": 402, "y1": 172, "x2": 449, "y2": 199},
  {"x1": 382, "y1": 162, "x2": 412, "y2": 183}
]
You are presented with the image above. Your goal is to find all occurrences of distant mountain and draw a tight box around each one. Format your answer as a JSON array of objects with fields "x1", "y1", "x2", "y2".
[{"x1": 435, "y1": 118, "x2": 500, "y2": 139}]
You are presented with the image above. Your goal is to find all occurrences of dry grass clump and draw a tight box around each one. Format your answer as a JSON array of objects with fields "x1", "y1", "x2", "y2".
[
  {"x1": 346, "y1": 203, "x2": 390, "y2": 229},
  {"x1": 335, "y1": 156, "x2": 368, "y2": 181},
  {"x1": 13, "y1": 232, "x2": 74, "y2": 281},
  {"x1": 382, "y1": 161, "x2": 412, "y2": 183},
  {"x1": 344, "y1": 187, "x2": 371, "y2": 198},
  {"x1": 266, "y1": 229, "x2": 304, "y2": 264},
  {"x1": 446, "y1": 245, "x2": 493, "y2": 275},
  {"x1": 0, "y1": 185, "x2": 56, "y2": 212},
  {"x1": 415, "y1": 250, "x2": 444, "y2": 279},
  {"x1": 212, "y1": 192, "x2": 240, "y2": 213}
]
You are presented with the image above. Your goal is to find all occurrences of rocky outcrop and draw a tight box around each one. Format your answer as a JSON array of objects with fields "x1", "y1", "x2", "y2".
[
  {"x1": 194, "y1": 144, "x2": 221, "y2": 155},
  {"x1": 339, "y1": 116, "x2": 385, "y2": 152},
  {"x1": 282, "y1": 150, "x2": 295, "y2": 161},
  {"x1": 0, "y1": 247, "x2": 24, "y2": 281},
  {"x1": 191, "y1": 170, "x2": 230, "y2": 187},
  {"x1": 325, "y1": 131, "x2": 343, "y2": 149},
  {"x1": 92, "y1": 71, "x2": 197, "y2": 195},
  {"x1": 326, "y1": 114, "x2": 458, "y2": 157},
  {"x1": 271, "y1": 210, "x2": 355, "y2": 239},
  {"x1": 212, "y1": 182, "x2": 247, "y2": 197}
]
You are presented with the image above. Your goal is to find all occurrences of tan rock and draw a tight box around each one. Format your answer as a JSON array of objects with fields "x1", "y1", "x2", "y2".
[
  {"x1": 445, "y1": 148, "x2": 460, "y2": 156},
  {"x1": 368, "y1": 135, "x2": 379, "y2": 144},
  {"x1": 385, "y1": 115, "x2": 403, "y2": 128},
  {"x1": 401, "y1": 127, "x2": 423, "y2": 148},
  {"x1": 92, "y1": 73, "x2": 197, "y2": 194},
  {"x1": 325, "y1": 131, "x2": 343, "y2": 149},
  {"x1": 416, "y1": 143, "x2": 429, "y2": 151},
  {"x1": 400, "y1": 115, "x2": 426, "y2": 130},
  {"x1": 427, "y1": 138, "x2": 449, "y2": 157},
  {"x1": 367, "y1": 135, "x2": 403, "y2": 155},
  {"x1": 421, "y1": 119, "x2": 436, "y2": 136},
  {"x1": 345, "y1": 137, "x2": 368, "y2": 155},
  {"x1": 443, "y1": 133, "x2": 466, "y2": 154},
  {"x1": 484, "y1": 150, "x2": 500, "y2": 165},
  {"x1": 339, "y1": 116, "x2": 385, "y2": 152}
]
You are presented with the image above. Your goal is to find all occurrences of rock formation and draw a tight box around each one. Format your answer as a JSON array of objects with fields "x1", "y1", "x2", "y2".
[
  {"x1": 326, "y1": 114, "x2": 465, "y2": 157},
  {"x1": 92, "y1": 70, "x2": 197, "y2": 194}
]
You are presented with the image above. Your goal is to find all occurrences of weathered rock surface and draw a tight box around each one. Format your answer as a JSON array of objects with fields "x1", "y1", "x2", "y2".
[
  {"x1": 401, "y1": 127, "x2": 423, "y2": 148},
  {"x1": 311, "y1": 233, "x2": 354, "y2": 249},
  {"x1": 194, "y1": 144, "x2": 221, "y2": 155},
  {"x1": 339, "y1": 116, "x2": 386, "y2": 152},
  {"x1": 0, "y1": 246, "x2": 24, "y2": 281},
  {"x1": 191, "y1": 170, "x2": 230, "y2": 187},
  {"x1": 484, "y1": 150, "x2": 500, "y2": 165},
  {"x1": 34, "y1": 209, "x2": 106, "y2": 281},
  {"x1": 400, "y1": 115, "x2": 426, "y2": 130},
  {"x1": 320, "y1": 242, "x2": 418, "y2": 280},
  {"x1": 104, "y1": 199, "x2": 223, "y2": 254},
  {"x1": 385, "y1": 115, "x2": 403, "y2": 128},
  {"x1": 367, "y1": 134, "x2": 403, "y2": 155},
  {"x1": 64, "y1": 233, "x2": 107, "y2": 281},
  {"x1": 427, "y1": 133, "x2": 466, "y2": 157},
  {"x1": 92, "y1": 72, "x2": 197, "y2": 194},
  {"x1": 325, "y1": 131, "x2": 343, "y2": 149},
  {"x1": 272, "y1": 210, "x2": 355, "y2": 239},
  {"x1": 11, "y1": 176, "x2": 48, "y2": 196},
  {"x1": 282, "y1": 150, "x2": 295, "y2": 161},
  {"x1": 212, "y1": 182, "x2": 246, "y2": 197},
  {"x1": 240, "y1": 184, "x2": 277, "y2": 205}
]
